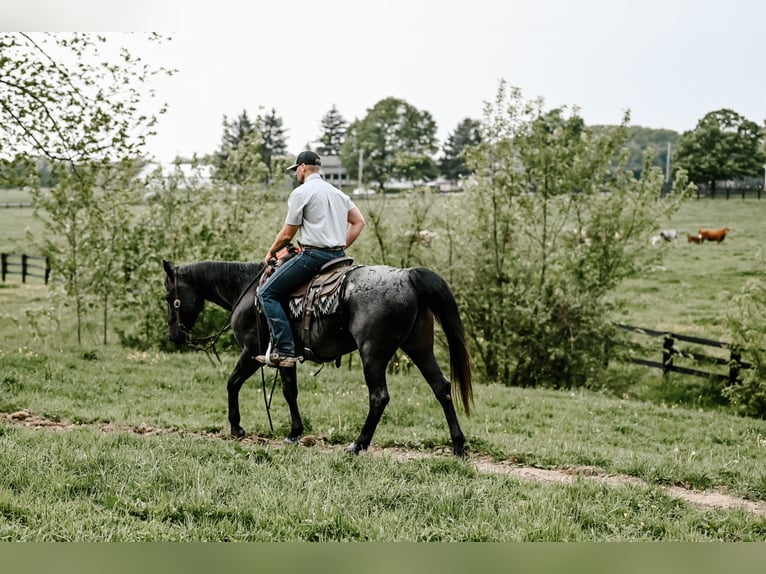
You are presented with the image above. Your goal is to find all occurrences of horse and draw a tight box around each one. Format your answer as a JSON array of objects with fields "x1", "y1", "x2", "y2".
[
  {"x1": 698, "y1": 227, "x2": 730, "y2": 243},
  {"x1": 162, "y1": 259, "x2": 473, "y2": 457}
]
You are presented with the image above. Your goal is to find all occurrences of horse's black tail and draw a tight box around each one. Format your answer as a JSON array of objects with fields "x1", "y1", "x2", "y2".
[{"x1": 408, "y1": 267, "x2": 473, "y2": 415}]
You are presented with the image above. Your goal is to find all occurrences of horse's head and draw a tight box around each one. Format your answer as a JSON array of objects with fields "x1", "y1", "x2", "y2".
[{"x1": 163, "y1": 260, "x2": 205, "y2": 345}]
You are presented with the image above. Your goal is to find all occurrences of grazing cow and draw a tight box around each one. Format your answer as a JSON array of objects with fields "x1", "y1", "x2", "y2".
[
  {"x1": 687, "y1": 233, "x2": 702, "y2": 244},
  {"x1": 651, "y1": 229, "x2": 677, "y2": 245},
  {"x1": 698, "y1": 227, "x2": 730, "y2": 243},
  {"x1": 659, "y1": 229, "x2": 678, "y2": 241}
]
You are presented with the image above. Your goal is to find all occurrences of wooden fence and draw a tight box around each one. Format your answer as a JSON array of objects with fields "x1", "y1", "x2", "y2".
[
  {"x1": 616, "y1": 323, "x2": 750, "y2": 384},
  {"x1": 1, "y1": 253, "x2": 50, "y2": 284}
]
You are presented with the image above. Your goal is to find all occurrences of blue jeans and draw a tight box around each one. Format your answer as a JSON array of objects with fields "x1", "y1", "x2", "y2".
[{"x1": 257, "y1": 248, "x2": 344, "y2": 356}]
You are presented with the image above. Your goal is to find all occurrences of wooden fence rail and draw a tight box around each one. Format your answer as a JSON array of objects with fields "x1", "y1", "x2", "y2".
[
  {"x1": 0, "y1": 253, "x2": 50, "y2": 284},
  {"x1": 615, "y1": 323, "x2": 751, "y2": 384}
]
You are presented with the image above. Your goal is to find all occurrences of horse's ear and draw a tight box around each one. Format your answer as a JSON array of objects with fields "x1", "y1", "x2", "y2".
[{"x1": 163, "y1": 260, "x2": 175, "y2": 277}]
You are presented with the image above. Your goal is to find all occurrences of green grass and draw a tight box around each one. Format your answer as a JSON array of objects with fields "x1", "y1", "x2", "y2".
[
  {"x1": 2, "y1": 335, "x2": 766, "y2": 540},
  {"x1": 618, "y1": 198, "x2": 765, "y2": 338},
  {"x1": 3, "y1": 196, "x2": 766, "y2": 540},
  {"x1": 2, "y1": 421, "x2": 766, "y2": 541}
]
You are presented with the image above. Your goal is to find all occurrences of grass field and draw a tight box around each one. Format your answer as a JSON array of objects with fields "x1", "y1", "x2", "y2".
[
  {"x1": 1, "y1": 194, "x2": 766, "y2": 541},
  {"x1": 617, "y1": 198, "x2": 765, "y2": 339}
]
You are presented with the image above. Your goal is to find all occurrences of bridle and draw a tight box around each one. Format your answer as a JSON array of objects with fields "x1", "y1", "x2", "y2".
[
  {"x1": 168, "y1": 264, "x2": 268, "y2": 360},
  {"x1": 170, "y1": 269, "x2": 230, "y2": 361}
]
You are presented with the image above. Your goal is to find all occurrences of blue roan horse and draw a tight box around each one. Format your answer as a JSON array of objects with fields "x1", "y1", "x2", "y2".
[{"x1": 163, "y1": 259, "x2": 473, "y2": 456}]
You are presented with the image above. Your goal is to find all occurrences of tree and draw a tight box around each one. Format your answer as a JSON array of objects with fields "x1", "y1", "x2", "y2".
[
  {"x1": 213, "y1": 110, "x2": 268, "y2": 187},
  {"x1": 340, "y1": 97, "x2": 438, "y2": 189},
  {"x1": 599, "y1": 125, "x2": 679, "y2": 179},
  {"x1": 673, "y1": 108, "x2": 765, "y2": 192},
  {"x1": 214, "y1": 110, "x2": 257, "y2": 168},
  {"x1": 0, "y1": 32, "x2": 172, "y2": 344},
  {"x1": 452, "y1": 82, "x2": 691, "y2": 386},
  {"x1": 316, "y1": 104, "x2": 347, "y2": 156},
  {"x1": 257, "y1": 107, "x2": 288, "y2": 182},
  {"x1": 440, "y1": 118, "x2": 482, "y2": 182}
]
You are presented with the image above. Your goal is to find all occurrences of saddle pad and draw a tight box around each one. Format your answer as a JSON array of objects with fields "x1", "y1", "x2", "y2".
[{"x1": 287, "y1": 283, "x2": 344, "y2": 320}]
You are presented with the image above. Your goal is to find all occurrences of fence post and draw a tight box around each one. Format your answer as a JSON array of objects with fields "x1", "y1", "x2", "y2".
[
  {"x1": 662, "y1": 336, "x2": 674, "y2": 374},
  {"x1": 1, "y1": 253, "x2": 6, "y2": 282},
  {"x1": 729, "y1": 347, "x2": 742, "y2": 386},
  {"x1": 21, "y1": 254, "x2": 28, "y2": 283},
  {"x1": 44, "y1": 257, "x2": 51, "y2": 285}
]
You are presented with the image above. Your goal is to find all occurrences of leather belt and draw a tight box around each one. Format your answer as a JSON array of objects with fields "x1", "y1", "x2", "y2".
[{"x1": 301, "y1": 245, "x2": 345, "y2": 251}]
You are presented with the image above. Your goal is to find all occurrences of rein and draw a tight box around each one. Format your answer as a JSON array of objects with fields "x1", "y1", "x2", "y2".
[{"x1": 172, "y1": 265, "x2": 267, "y2": 364}]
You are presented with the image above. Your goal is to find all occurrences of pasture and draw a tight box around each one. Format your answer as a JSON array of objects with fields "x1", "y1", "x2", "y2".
[{"x1": 2, "y1": 193, "x2": 766, "y2": 541}]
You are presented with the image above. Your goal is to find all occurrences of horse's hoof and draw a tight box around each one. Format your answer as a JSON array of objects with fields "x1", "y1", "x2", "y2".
[
  {"x1": 284, "y1": 436, "x2": 300, "y2": 446},
  {"x1": 344, "y1": 442, "x2": 366, "y2": 455},
  {"x1": 454, "y1": 444, "x2": 468, "y2": 458},
  {"x1": 231, "y1": 427, "x2": 246, "y2": 440}
]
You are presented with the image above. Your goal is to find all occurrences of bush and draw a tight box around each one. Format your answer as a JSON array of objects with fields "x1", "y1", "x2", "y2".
[{"x1": 723, "y1": 278, "x2": 766, "y2": 418}]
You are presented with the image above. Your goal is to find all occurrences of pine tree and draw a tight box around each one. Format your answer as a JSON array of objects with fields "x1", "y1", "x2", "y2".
[
  {"x1": 440, "y1": 118, "x2": 482, "y2": 183},
  {"x1": 317, "y1": 104, "x2": 347, "y2": 155},
  {"x1": 215, "y1": 110, "x2": 256, "y2": 167},
  {"x1": 257, "y1": 108, "x2": 288, "y2": 181}
]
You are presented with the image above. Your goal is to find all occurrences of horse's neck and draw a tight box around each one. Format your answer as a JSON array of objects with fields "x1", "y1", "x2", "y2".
[{"x1": 188, "y1": 261, "x2": 261, "y2": 311}]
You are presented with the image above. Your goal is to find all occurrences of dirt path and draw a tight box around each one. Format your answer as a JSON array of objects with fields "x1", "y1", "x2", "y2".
[{"x1": 3, "y1": 409, "x2": 765, "y2": 517}]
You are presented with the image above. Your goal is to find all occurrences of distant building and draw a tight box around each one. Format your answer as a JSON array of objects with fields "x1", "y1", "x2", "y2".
[{"x1": 319, "y1": 155, "x2": 352, "y2": 188}]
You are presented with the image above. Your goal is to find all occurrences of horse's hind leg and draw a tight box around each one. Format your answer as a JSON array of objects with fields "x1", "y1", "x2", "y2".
[
  {"x1": 402, "y1": 340, "x2": 467, "y2": 457},
  {"x1": 346, "y1": 354, "x2": 391, "y2": 455}
]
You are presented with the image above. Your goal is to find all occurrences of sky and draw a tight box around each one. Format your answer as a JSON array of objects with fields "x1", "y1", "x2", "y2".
[{"x1": 5, "y1": 0, "x2": 766, "y2": 164}]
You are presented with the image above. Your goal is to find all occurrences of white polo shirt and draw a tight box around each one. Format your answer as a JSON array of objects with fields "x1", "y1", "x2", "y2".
[{"x1": 285, "y1": 173, "x2": 356, "y2": 248}]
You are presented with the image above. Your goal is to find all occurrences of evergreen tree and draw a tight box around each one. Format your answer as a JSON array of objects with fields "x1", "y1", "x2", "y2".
[
  {"x1": 257, "y1": 108, "x2": 288, "y2": 182},
  {"x1": 213, "y1": 110, "x2": 273, "y2": 185},
  {"x1": 440, "y1": 118, "x2": 482, "y2": 182},
  {"x1": 214, "y1": 109, "x2": 258, "y2": 181},
  {"x1": 317, "y1": 104, "x2": 347, "y2": 155}
]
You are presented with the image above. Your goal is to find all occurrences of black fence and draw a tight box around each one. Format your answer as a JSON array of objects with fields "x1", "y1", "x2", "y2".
[
  {"x1": 1, "y1": 253, "x2": 50, "y2": 284},
  {"x1": 616, "y1": 323, "x2": 750, "y2": 384},
  {"x1": 693, "y1": 183, "x2": 764, "y2": 200},
  {"x1": 0, "y1": 201, "x2": 32, "y2": 208}
]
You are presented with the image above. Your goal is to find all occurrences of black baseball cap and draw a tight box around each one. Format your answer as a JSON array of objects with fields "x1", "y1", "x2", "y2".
[{"x1": 287, "y1": 151, "x2": 321, "y2": 171}]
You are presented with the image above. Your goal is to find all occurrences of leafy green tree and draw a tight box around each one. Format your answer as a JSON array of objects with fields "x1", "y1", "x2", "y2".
[
  {"x1": 452, "y1": 82, "x2": 691, "y2": 386},
  {"x1": 340, "y1": 97, "x2": 438, "y2": 189},
  {"x1": 440, "y1": 118, "x2": 482, "y2": 182},
  {"x1": 316, "y1": 104, "x2": 347, "y2": 155},
  {"x1": 0, "y1": 32, "x2": 172, "y2": 344},
  {"x1": 673, "y1": 108, "x2": 765, "y2": 192}
]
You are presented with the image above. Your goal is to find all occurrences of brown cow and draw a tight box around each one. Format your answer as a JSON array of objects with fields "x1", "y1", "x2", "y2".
[
  {"x1": 687, "y1": 233, "x2": 702, "y2": 244},
  {"x1": 698, "y1": 227, "x2": 730, "y2": 243}
]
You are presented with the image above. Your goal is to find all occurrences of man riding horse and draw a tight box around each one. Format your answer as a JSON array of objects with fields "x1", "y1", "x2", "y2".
[{"x1": 257, "y1": 150, "x2": 366, "y2": 368}]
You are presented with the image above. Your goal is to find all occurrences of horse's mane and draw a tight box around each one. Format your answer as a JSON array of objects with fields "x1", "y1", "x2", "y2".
[{"x1": 180, "y1": 260, "x2": 264, "y2": 286}]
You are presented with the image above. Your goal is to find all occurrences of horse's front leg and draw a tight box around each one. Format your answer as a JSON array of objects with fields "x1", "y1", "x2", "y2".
[
  {"x1": 227, "y1": 351, "x2": 261, "y2": 438},
  {"x1": 279, "y1": 365, "x2": 304, "y2": 444}
]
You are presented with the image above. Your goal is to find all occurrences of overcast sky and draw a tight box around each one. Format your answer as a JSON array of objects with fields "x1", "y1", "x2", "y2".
[{"x1": 6, "y1": 0, "x2": 766, "y2": 163}]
